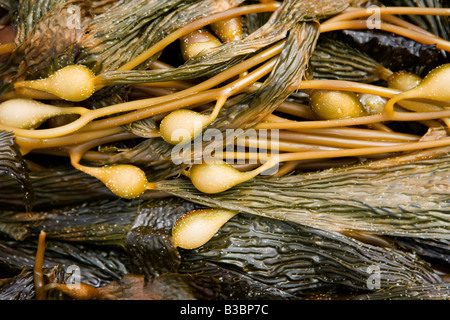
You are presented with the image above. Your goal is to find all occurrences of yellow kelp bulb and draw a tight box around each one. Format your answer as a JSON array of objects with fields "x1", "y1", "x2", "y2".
[
  {"x1": 189, "y1": 161, "x2": 256, "y2": 194},
  {"x1": 384, "y1": 64, "x2": 450, "y2": 114},
  {"x1": 309, "y1": 90, "x2": 366, "y2": 120},
  {"x1": 387, "y1": 71, "x2": 422, "y2": 91},
  {"x1": 0, "y1": 98, "x2": 71, "y2": 129},
  {"x1": 159, "y1": 109, "x2": 210, "y2": 145},
  {"x1": 180, "y1": 29, "x2": 222, "y2": 61},
  {"x1": 210, "y1": 17, "x2": 243, "y2": 42},
  {"x1": 172, "y1": 208, "x2": 237, "y2": 249},
  {"x1": 14, "y1": 65, "x2": 96, "y2": 102},
  {"x1": 76, "y1": 164, "x2": 154, "y2": 199},
  {"x1": 403, "y1": 63, "x2": 450, "y2": 100}
]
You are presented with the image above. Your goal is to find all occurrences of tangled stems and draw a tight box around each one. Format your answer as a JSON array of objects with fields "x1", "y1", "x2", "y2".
[
  {"x1": 83, "y1": 55, "x2": 277, "y2": 133},
  {"x1": 6, "y1": 4, "x2": 450, "y2": 198},
  {"x1": 16, "y1": 127, "x2": 131, "y2": 155},
  {"x1": 14, "y1": 2, "x2": 281, "y2": 100},
  {"x1": 187, "y1": 63, "x2": 450, "y2": 193},
  {"x1": 187, "y1": 134, "x2": 450, "y2": 194},
  {"x1": 11, "y1": 64, "x2": 450, "y2": 196},
  {"x1": 5, "y1": 5, "x2": 449, "y2": 139},
  {"x1": 2, "y1": 40, "x2": 283, "y2": 139},
  {"x1": 256, "y1": 63, "x2": 450, "y2": 130},
  {"x1": 256, "y1": 108, "x2": 450, "y2": 130},
  {"x1": 323, "y1": 6, "x2": 450, "y2": 25},
  {"x1": 108, "y1": 2, "x2": 281, "y2": 73},
  {"x1": 13, "y1": 66, "x2": 450, "y2": 196}
]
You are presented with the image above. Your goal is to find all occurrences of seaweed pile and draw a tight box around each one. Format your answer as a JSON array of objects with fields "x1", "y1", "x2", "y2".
[{"x1": 0, "y1": 0, "x2": 450, "y2": 300}]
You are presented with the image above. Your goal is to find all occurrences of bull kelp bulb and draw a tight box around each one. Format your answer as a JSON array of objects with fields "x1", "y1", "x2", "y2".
[
  {"x1": 180, "y1": 28, "x2": 222, "y2": 61},
  {"x1": 410, "y1": 63, "x2": 450, "y2": 98},
  {"x1": 160, "y1": 96, "x2": 227, "y2": 145},
  {"x1": 387, "y1": 71, "x2": 422, "y2": 91},
  {"x1": 73, "y1": 163, "x2": 155, "y2": 199},
  {"x1": 384, "y1": 63, "x2": 450, "y2": 114},
  {"x1": 0, "y1": 98, "x2": 87, "y2": 129},
  {"x1": 14, "y1": 65, "x2": 96, "y2": 102},
  {"x1": 159, "y1": 109, "x2": 211, "y2": 145},
  {"x1": 309, "y1": 90, "x2": 366, "y2": 120},
  {"x1": 210, "y1": 17, "x2": 243, "y2": 42},
  {"x1": 172, "y1": 208, "x2": 237, "y2": 249},
  {"x1": 188, "y1": 161, "x2": 258, "y2": 194}
]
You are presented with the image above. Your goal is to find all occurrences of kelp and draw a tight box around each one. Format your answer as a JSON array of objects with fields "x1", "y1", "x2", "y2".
[
  {"x1": 330, "y1": 28, "x2": 448, "y2": 75},
  {"x1": 157, "y1": 152, "x2": 450, "y2": 239},
  {"x1": 78, "y1": 0, "x2": 248, "y2": 74},
  {"x1": 389, "y1": 236, "x2": 450, "y2": 264},
  {"x1": 0, "y1": 131, "x2": 32, "y2": 212},
  {"x1": 0, "y1": 197, "x2": 221, "y2": 300},
  {"x1": 227, "y1": 22, "x2": 319, "y2": 129},
  {"x1": 0, "y1": 268, "x2": 68, "y2": 300},
  {"x1": 0, "y1": 239, "x2": 129, "y2": 285},
  {"x1": 98, "y1": 0, "x2": 350, "y2": 85},
  {"x1": 0, "y1": 199, "x2": 144, "y2": 244},
  {"x1": 0, "y1": 166, "x2": 114, "y2": 211},
  {"x1": 104, "y1": 137, "x2": 186, "y2": 182},
  {"x1": 3, "y1": 196, "x2": 445, "y2": 299},
  {"x1": 1, "y1": 0, "x2": 450, "y2": 301},
  {"x1": 95, "y1": 273, "x2": 220, "y2": 300},
  {"x1": 382, "y1": 0, "x2": 450, "y2": 41},
  {"x1": 14, "y1": 0, "x2": 74, "y2": 43},
  {"x1": 107, "y1": 21, "x2": 320, "y2": 169},
  {"x1": 5, "y1": 143, "x2": 450, "y2": 243},
  {"x1": 0, "y1": 270, "x2": 36, "y2": 300},
  {"x1": 310, "y1": 38, "x2": 392, "y2": 83},
  {"x1": 19, "y1": 199, "x2": 222, "y2": 300},
  {"x1": 125, "y1": 227, "x2": 181, "y2": 280},
  {"x1": 0, "y1": 197, "x2": 201, "y2": 245},
  {"x1": 0, "y1": 1, "x2": 91, "y2": 94},
  {"x1": 178, "y1": 262, "x2": 302, "y2": 300},
  {"x1": 187, "y1": 21, "x2": 319, "y2": 158},
  {"x1": 179, "y1": 213, "x2": 442, "y2": 297},
  {"x1": 0, "y1": 239, "x2": 220, "y2": 300}
]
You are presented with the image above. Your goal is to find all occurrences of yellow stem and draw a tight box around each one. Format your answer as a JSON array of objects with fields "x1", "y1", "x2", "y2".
[
  {"x1": 381, "y1": 14, "x2": 441, "y2": 39},
  {"x1": 239, "y1": 134, "x2": 401, "y2": 151},
  {"x1": 33, "y1": 231, "x2": 47, "y2": 301},
  {"x1": 16, "y1": 127, "x2": 130, "y2": 155},
  {"x1": 255, "y1": 109, "x2": 450, "y2": 130},
  {"x1": 294, "y1": 79, "x2": 400, "y2": 97},
  {"x1": 281, "y1": 127, "x2": 419, "y2": 142},
  {"x1": 232, "y1": 136, "x2": 450, "y2": 179},
  {"x1": 323, "y1": 6, "x2": 450, "y2": 25},
  {"x1": 276, "y1": 100, "x2": 315, "y2": 120},
  {"x1": 275, "y1": 137, "x2": 450, "y2": 164}
]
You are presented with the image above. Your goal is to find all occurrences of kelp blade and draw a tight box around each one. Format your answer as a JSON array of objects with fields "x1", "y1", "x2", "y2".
[
  {"x1": 157, "y1": 152, "x2": 450, "y2": 239},
  {"x1": 0, "y1": 131, "x2": 33, "y2": 212}
]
